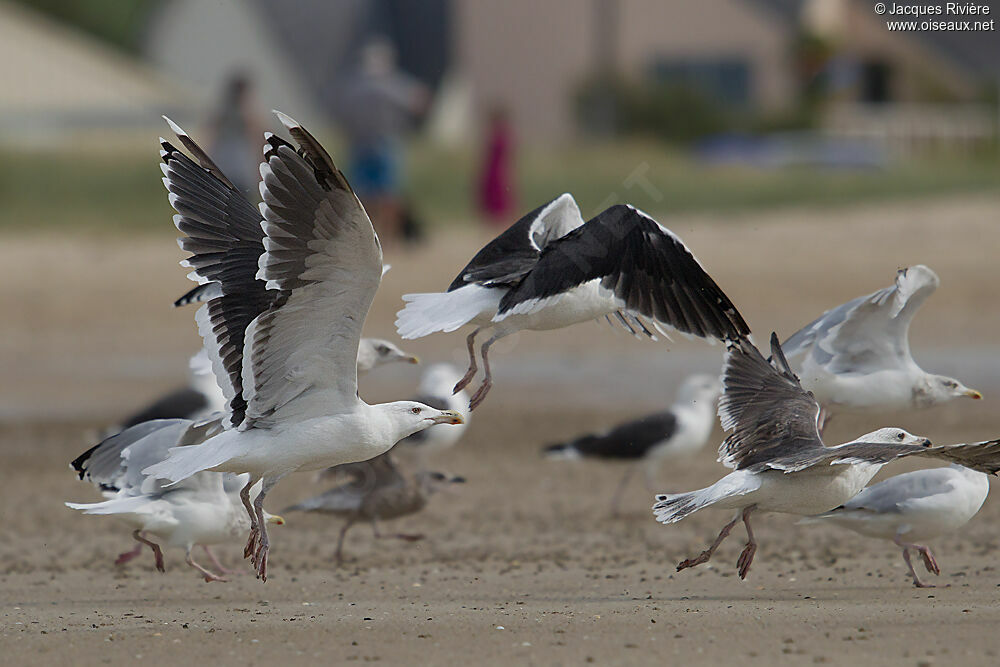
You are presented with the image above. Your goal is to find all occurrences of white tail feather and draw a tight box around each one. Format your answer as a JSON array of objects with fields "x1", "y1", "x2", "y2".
[
  {"x1": 652, "y1": 471, "x2": 758, "y2": 524},
  {"x1": 395, "y1": 285, "x2": 498, "y2": 339}
]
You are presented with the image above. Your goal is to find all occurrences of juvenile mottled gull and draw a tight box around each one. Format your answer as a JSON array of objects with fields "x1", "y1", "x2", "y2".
[
  {"x1": 285, "y1": 453, "x2": 463, "y2": 562},
  {"x1": 67, "y1": 420, "x2": 284, "y2": 581},
  {"x1": 137, "y1": 114, "x2": 462, "y2": 581},
  {"x1": 780, "y1": 265, "x2": 980, "y2": 429},
  {"x1": 653, "y1": 333, "x2": 1000, "y2": 580},
  {"x1": 395, "y1": 194, "x2": 751, "y2": 409},
  {"x1": 802, "y1": 464, "x2": 988, "y2": 587},
  {"x1": 543, "y1": 373, "x2": 720, "y2": 514}
]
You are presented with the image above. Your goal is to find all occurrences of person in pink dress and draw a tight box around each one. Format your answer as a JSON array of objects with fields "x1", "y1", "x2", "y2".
[{"x1": 478, "y1": 105, "x2": 516, "y2": 226}]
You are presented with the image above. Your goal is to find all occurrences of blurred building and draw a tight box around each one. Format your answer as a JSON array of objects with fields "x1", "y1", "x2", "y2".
[{"x1": 0, "y1": 1, "x2": 191, "y2": 146}]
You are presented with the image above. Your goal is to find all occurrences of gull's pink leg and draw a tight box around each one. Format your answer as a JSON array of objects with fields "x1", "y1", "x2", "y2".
[
  {"x1": 132, "y1": 529, "x2": 165, "y2": 573},
  {"x1": 240, "y1": 476, "x2": 261, "y2": 560},
  {"x1": 469, "y1": 333, "x2": 503, "y2": 411},
  {"x1": 453, "y1": 328, "x2": 482, "y2": 393},
  {"x1": 892, "y1": 535, "x2": 941, "y2": 577},
  {"x1": 203, "y1": 546, "x2": 241, "y2": 575},
  {"x1": 185, "y1": 548, "x2": 227, "y2": 583},
  {"x1": 677, "y1": 511, "x2": 741, "y2": 572},
  {"x1": 736, "y1": 505, "x2": 758, "y2": 580},
  {"x1": 250, "y1": 475, "x2": 282, "y2": 581},
  {"x1": 900, "y1": 545, "x2": 933, "y2": 588},
  {"x1": 114, "y1": 539, "x2": 144, "y2": 566},
  {"x1": 609, "y1": 464, "x2": 639, "y2": 518},
  {"x1": 334, "y1": 519, "x2": 357, "y2": 564}
]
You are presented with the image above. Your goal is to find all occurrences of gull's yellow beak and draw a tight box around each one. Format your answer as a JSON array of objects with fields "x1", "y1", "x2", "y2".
[
  {"x1": 267, "y1": 514, "x2": 286, "y2": 525},
  {"x1": 966, "y1": 389, "x2": 983, "y2": 400},
  {"x1": 431, "y1": 410, "x2": 464, "y2": 425},
  {"x1": 406, "y1": 355, "x2": 421, "y2": 365}
]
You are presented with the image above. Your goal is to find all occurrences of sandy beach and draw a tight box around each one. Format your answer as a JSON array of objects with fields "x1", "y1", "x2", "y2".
[{"x1": 4, "y1": 195, "x2": 1000, "y2": 665}]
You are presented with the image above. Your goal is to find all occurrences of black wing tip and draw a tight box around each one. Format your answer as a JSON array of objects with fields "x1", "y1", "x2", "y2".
[{"x1": 69, "y1": 441, "x2": 103, "y2": 480}]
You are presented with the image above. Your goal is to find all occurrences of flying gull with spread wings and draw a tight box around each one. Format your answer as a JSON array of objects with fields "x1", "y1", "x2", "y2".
[
  {"x1": 780, "y1": 265, "x2": 980, "y2": 429},
  {"x1": 653, "y1": 333, "x2": 1000, "y2": 580},
  {"x1": 395, "y1": 194, "x2": 750, "y2": 409},
  {"x1": 138, "y1": 114, "x2": 462, "y2": 581}
]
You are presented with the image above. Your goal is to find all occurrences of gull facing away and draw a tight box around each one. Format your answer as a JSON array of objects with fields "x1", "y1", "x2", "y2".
[
  {"x1": 780, "y1": 265, "x2": 980, "y2": 429},
  {"x1": 284, "y1": 453, "x2": 464, "y2": 563},
  {"x1": 652, "y1": 333, "x2": 1000, "y2": 580},
  {"x1": 802, "y1": 464, "x2": 988, "y2": 587},
  {"x1": 112, "y1": 337, "x2": 419, "y2": 432},
  {"x1": 67, "y1": 420, "x2": 284, "y2": 582},
  {"x1": 543, "y1": 373, "x2": 720, "y2": 514},
  {"x1": 395, "y1": 194, "x2": 751, "y2": 409},
  {"x1": 139, "y1": 114, "x2": 463, "y2": 581}
]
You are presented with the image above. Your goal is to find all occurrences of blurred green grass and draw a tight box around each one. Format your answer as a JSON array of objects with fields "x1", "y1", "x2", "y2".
[{"x1": 1, "y1": 140, "x2": 998, "y2": 234}]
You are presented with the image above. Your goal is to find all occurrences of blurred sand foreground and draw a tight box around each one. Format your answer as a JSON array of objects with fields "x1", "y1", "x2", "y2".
[{"x1": 3, "y1": 195, "x2": 1000, "y2": 665}]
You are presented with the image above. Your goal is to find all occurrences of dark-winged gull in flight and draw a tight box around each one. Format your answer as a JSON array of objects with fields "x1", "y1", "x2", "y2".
[
  {"x1": 395, "y1": 194, "x2": 751, "y2": 409},
  {"x1": 653, "y1": 333, "x2": 1000, "y2": 580},
  {"x1": 67, "y1": 420, "x2": 284, "y2": 581},
  {"x1": 801, "y1": 464, "x2": 988, "y2": 587},
  {"x1": 543, "y1": 373, "x2": 719, "y2": 514},
  {"x1": 284, "y1": 452, "x2": 464, "y2": 563},
  {"x1": 780, "y1": 265, "x2": 980, "y2": 430},
  {"x1": 137, "y1": 114, "x2": 463, "y2": 581}
]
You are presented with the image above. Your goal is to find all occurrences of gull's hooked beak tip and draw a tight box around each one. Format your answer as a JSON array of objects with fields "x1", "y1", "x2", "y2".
[
  {"x1": 431, "y1": 410, "x2": 464, "y2": 425},
  {"x1": 267, "y1": 514, "x2": 286, "y2": 525},
  {"x1": 966, "y1": 389, "x2": 983, "y2": 400},
  {"x1": 406, "y1": 355, "x2": 421, "y2": 365}
]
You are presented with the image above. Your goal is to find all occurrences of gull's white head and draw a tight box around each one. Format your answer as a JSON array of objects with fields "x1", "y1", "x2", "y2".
[
  {"x1": 384, "y1": 401, "x2": 465, "y2": 440},
  {"x1": 359, "y1": 338, "x2": 420, "y2": 373},
  {"x1": 923, "y1": 374, "x2": 982, "y2": 405},
  {"x1": 676, "y1": 373, "x2": 722, "y2": 406},
  {"x1": 856, "y1": 427, "x2": 932, "y2": 447}
]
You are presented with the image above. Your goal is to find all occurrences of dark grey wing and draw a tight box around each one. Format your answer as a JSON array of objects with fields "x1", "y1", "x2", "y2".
[
  {"x1": 118, "y1": 387, "x2": 209, "y2": 428},
  {"x1": 811, "y1": 439, "x2": 1000, "y2": 476},
  {"x1": 446, "y1": 194, "x2": 583, "y2": 291},
  {"x1": 554, "y1": 411, "x2": 678, "y2": 460},
  {"x1": 496, "y1": 205, "x2": 750, "y2": 341},
  {"x1": 161, "y1": 120, "x2": 273, "y2": 429},
  {"x1": 717, "y1": 333, "x2": 825, "y2": 470}
]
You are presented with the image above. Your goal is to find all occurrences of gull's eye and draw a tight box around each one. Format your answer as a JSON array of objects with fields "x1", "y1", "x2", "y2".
[
  {"x1": 897, "y1": 432, "x2": 905, "y2": 440},
  {"x1": 378, "y1": 346, "x2": 389, "y2": 354},
  {"x1": 411, "y1": 407, "x2": 421, "y2": 415},
  {"x1": 945, "y1": 381, "x2": 957, "y2": 388}
]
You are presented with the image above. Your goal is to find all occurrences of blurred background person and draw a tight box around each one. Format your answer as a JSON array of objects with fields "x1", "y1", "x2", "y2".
[
  {"x1": 339, "y1": 36, "x2": 429, "y2": 245},
  {"x1": 205, "y1": 71, "x2": 264, "y2": 198},
  {"x1": 477, "y1": 104, "x2": 516, "y2": 227}
]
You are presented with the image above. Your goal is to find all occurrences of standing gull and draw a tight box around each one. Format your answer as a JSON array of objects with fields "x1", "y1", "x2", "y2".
[
  {"x1": 68, "y1": 420, "x2": 284, "y2": 581},
  {"x1": 139, "y1": 114, "x2": 463, "y2": 581},
  {"x1": 284, "y1": 453, "x2": 464, "y2": 563},
  {"x1": 652, "y1": 333, "x2": 1000, "y2": 580},
  {"x1": 395, "y1": 195, "x2": 750, "y2": 409},
  {"x1": 780, "y1": 265, "x2": 980, "y2": 428},
  {"x1": 543, "y1": 373, "x2": 720, "y2": 514},
  {"x1": 801, "y1": 464, "x2": 988, "y2": 587}
]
